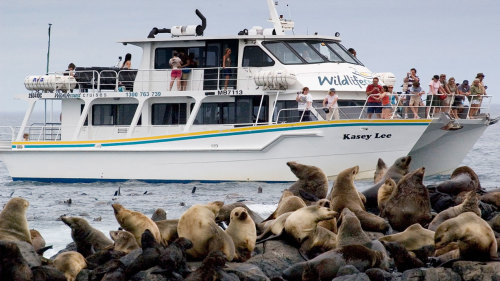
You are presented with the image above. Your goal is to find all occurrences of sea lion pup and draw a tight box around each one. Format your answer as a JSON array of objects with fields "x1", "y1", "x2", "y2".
[
  {"x1": 177, "y1": 201, "x2": 235, "y2": 261},
  {"x1": 0, "y1": 197, "x2": 32, "y2": 244},
  {"x1": 263, "y1": 190, "x2": 306, "y2": 222},
  {"x1": 329, "y1": 166, "x2": 390, "y2": 233},
  {"x1": 434, "y1": 212, "x2": 498, "y2": 263},
  {"x1": 125, "y1": 229, "x2": 164, "y2": 277},
  {"x1": 155, "y1": 219, "x2": 179, "y2": 244},
  {"x1": 436, "y1": 166, "x2": 481, "y2": 195},
  {"x1": 112, "y1": 203, "x2": 162, "y2": 247},
  {"x1": 381, "y1": 241, "x2": 425, "y2": 272},
  {"x1": 374, "y1": 158, "x2": 387, "y2": 183},
  {"x1": 157, "y1": 237, "x2": 193, "y2": 277},
  {"x1": 428, "y1": 190, "x2": 481, "y2": 231},
  {"x1": 284, "y1": 205, "x2": 337, "y2": 244},
  {"x1": 336, "y1": 208, "x2": 371, "y2": 247},
  {"x1": 363, "y1": 156, "x2": 412, "y2": 210},
  {"x1": 377, "y1": 178, "x2": 396, "y2": 213},
  {"x1": 381, "y1": 167, "x2": 432, "y2": 231},
  {"x1": 216, "y1": 202, "x2": 264, "y2": 225},
  {"x1": 185, "y1": 250, "x2": 227, "y2": 281},
  {"x1": 110, "y1": 230, "x2": 139, "y2": 254},
  {"x1": 282, "y1": 244, "x2": 384, "y2": 281},
  {"x1": 225, "y1": 207, "x2": 256, "y2": 262},
  {"x1": 53, "y1": 251, "x2": 87, "y2": 281},
  {"x1": 481, "y1": 191, "x2": 500, "y2": 208},
  {"x1": 255, "y1": 212, "x2": 292, "y2": 242},
  {"x1": 30, "y1": 229, "x2": 47, "y2": 254},
  {"x1": 379, "y1": 223, "x2": 434, "y2": 251},
  {"x1": 60, "y1": 216, "x2": 113, "y2": 257},
  {"x1": 286, "y1": 161, "x2": 328, "y2": 204},
  {"x1": 0, "y1": 240, "x2": 33, "y2": 281},
  {"x1": 151, "y1": 208, "x2": 167, "y2": 222},
  {"x1": 316, "y1": 199, "x2": 337, "y2": 233}
]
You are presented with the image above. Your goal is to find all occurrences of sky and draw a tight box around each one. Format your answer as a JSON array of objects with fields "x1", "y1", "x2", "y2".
[{"x1": 1, "y1": 0, "x2": 499, "y2": 113}]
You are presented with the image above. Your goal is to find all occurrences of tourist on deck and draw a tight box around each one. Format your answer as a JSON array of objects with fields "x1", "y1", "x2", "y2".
[
  {"x1": 65, "y1": 63, "x2": 76, "y2": 77},
  {"x1": 469, "y1": 78, "x2": 485, "y2": 118},
  {"x1": 379, "y1": 85, "x2": 393, "y2": 119},
  {"x1": 180, "y1": 53, "x2": 196, "y2": 91},
  {"x1": 403, "y1": 68, "x2": 420, "y2": 118},
  {"x1": 427, "y1": 75, "x2": 442, "y2": 117},
  {"x1": 297, "y1": 87, "x2": 313, "y2": 121},
  {"x1": 444, "y1": 77, "x2": 457, "y2": 114},
  {"x1": 222, "y1": 48, "x2": 232, "y2": 90},
  {"x1": 169, "y1": 51, "x2": 182, "y2": 91},
  {"x1": 121, "y1": 53, "x2": 132, "y2": 69},
  {"x1": 452, "y1": 80, "x2": 469, "y2": 119},
  {"x1": 365, "y1": 77, "x2": 383, "y2": 119},
  {"x1": 347, "y1": 48, "x2": 357, "y2": 57},
  {"x1": 409, "y1": 81, "x2": 423, "y2": 119},
  {"x1": 476, "y1": 73, "x2": 487, "y2": 94},
  {"x1": 437, "y1": 74, "x2": 450, "y2": 112},
  {"x1": 322, "y1": 88, "x2": 339, "y2": 120}
]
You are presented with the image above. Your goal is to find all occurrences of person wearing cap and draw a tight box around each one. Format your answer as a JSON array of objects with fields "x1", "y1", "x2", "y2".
[
  {"x1": 322, "y1": 88, "x2": 339, "y2": 120},
  {"x1": 453, "y1": 80, "x2": 470, "y2": 119},
  {"x1": 365, "y1": 77, "x2": 383, "y2": 119},
  {"x1": 476, "y1": 73, "x2": 487, "y2": 94},
  {"x1": 469, "y1": 78, "x2": 485, "y2": 118}
]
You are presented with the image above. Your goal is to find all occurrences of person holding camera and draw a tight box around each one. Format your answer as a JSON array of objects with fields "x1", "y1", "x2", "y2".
[
  {"x1": 296, "y1": 87, "x2": 313, "y2": 122},
  {"x1": 365, "y1": 77, "x2": 383, "y2": 119},
  {"x1": 322, "y1": 88, "x2": 339, "y2": 120}
]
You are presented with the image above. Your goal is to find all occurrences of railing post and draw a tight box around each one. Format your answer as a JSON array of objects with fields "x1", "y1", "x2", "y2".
[{"x1": 16, "y1": 99, "x2": 37, "y2": 141}]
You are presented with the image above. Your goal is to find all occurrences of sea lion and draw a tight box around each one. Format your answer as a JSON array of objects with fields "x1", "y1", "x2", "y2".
[
  {"x1": 436, "y1": 166, "x2": 481, "y2": 195},
  {"x1": 158, "y1": 237, "x2": 193, "y2": 276},
  {"x1": 286, "y1": 161, "x2": 328, "y2": 204},
  {"x1": 124, "y1": 229, "x2": 164, "y2": 277},
  {"x1": 112, "y1": 203, "x2": 162, "y2": 247},
  {"x1": 155, "y1": 219, "x2": 179, "y2": 244},
  {"x1": 336, "y1": 208, "x2": 371, "y2": 247},
  {"x1": 377, "y1": 178, "x2": 396, "y2": 212},
  {"x1": 374, "y1": 158, "x2": 387, "y2": 183},
  {"x1": 151, "y1": 208, "x2": 167, "y2": 222},
  {"x1": 381, "y1": 241, "x2": 424, "y2": 272},
  {"x1": 61, "y1": 216, "x2": 113, "y2": 257},
  {"x1": 329, "y1": 166, "x2": 390, "y2": 233},
  {"x1": 177, "y1": 201, "x2": 235, "y2": 261},
  {"x1": 185, "y1": 250, "x2": 227, "y2": 281},
  {"x1": 379, "y1": 223, "x2": 434, "y2": 251},
  {"x1": 428, "y1": 190, "x2": 481, "y2": 231},
  {"x1": 216, "y1": 202, "x2": 264, "y2": 225},
  {"x1": 110, "y1": 230, "x2": 139, "y2": 254},
  {"x1": 481, "y1": 191, "x2": 500, "y2": 208},
  {"x1": 363, "y1": 156, "x2": 412, "y2": 210},
  {"x1": 255, "y1": 212, "x2": 292, "y2": 242},
  {"x1": 225, "y1": 207, "x2": 256, "y2": 262},
  {"x1": 299, "y1": 225, "x2": 337, "y2": 259},
  {"x1": 264, "y1": 190, "x2": 306, "y2": 222},
  {"x1": 0, "y1": 197, "x2": 32, "y2": 244},
  {"x1": 316, "y1": 199, "x2": 337, "y2": 233},
  {"x1": 434, "y1": 212, "x2": 498, "y2": 262},
  {"x1": 0, "y1": 240, "x2": 33, "y2": 281},
  {"x1": 283, "y1": 244, "x2": 384, "y2": 281},
  {"x1": 488, "y1": 213, "x2": 500, "y2": 233},
  {"x1": 284, "y1": 205, "x2": 337, "y2": 244},
  {"x1": 381, "y1": 167, "x2": 432, "y2": 231},
  {"x1": 31, "y1": 265, "x2": 66, "y2": 281},
  {"x1": 53, "y1": 251, "x2": 87, "y2": 281},
  {"x1": 30, "y1": 229, "x2": 46, "y2": 254}
]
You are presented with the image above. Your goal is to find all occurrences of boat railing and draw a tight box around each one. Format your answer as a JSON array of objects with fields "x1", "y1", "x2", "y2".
[{"x1": 0, "y1": 126, "x2": 15, "y2": 142}]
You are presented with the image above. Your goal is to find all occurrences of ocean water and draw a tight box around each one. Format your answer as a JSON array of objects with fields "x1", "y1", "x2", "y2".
[{"x1": 0, "y1": 106, "x2": 499, "y2": 258}]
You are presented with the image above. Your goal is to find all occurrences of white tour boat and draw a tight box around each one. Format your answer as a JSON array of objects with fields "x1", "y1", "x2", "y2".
[{"x1": 0, "y1": 1, "x2": 497, "y2": 182}]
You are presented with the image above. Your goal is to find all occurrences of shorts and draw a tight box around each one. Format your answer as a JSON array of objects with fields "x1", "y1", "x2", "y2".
[
  {"x1": 221, "y1": 68, "x2": 232, "y2": 75},
  {"x1": 409, "y1": 97, "x2": 420, "y2": 106},
  {"x1": 171, "y1": 69, "x2": 181, "y2": 78},
  {"x1": 382, "y1": 104, "x2": 392, "y2": 108},
  {"x1": 366, "y1": 102, "x2": 382, "y2": 114},
  {"x1": 430, "y1": 96, "x2": 441, "y2": 107},
  {"x1": 471, "y1": 99, "x2": 481, "y2": 105},
  {"x1": 181, "y1": 72, "x2": 189, "y2": 80}
]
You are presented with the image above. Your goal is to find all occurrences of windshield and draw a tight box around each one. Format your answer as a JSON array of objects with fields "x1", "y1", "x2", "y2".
[
  {"x1": 264, "y1": 42, "x2": 302, "y2": 64},
  {"x1": 287, "y1": 42, "x2": 324, "y2": 63},
  {"x1": 310, "y1": 42, "x2": 343, "y2": 63}
]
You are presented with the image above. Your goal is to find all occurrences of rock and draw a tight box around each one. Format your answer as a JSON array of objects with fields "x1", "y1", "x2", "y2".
[
  {"x1": 401, "y1": 267, "x2": 461, "y2": 281},
  {"x1": 14, "y1": 241, "x2": 41, "y2": 267},
  {"x1": 50, "y1": 242, "x2": 77, "y2": 259},
  {"x1": 332, "y1": 273, "x2": 370, "y2": 281},
  {"x1": 452, "y1": 261, "x2": 500, "y2": 281},
  {"x1": 247, "y1": 240, "x2": 303, "y2": 279},
  {"x1": 129, "y1": 266, "x2": 167, "y2": 281},
  {"x1": 225, "y1": 263, "x2": 270, "y2": 281},
  {"x1": 76, "y1": 269, "x2": 92, "y2": 281},
  {"x1": 364, "y1": 268, "x2": 392, "y2": 281},
  {"x1": 337, "y1": 265, "x2": 360, "y2": 276},
  {"x1": 480, "y1": 202, "x2": 498, "y2": 221}
]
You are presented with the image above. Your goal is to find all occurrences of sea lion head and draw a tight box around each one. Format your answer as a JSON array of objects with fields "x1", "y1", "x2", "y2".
[
  {"x1": 311, "y1": 205, "x2": 337, "y2": 222},
  {"x1": 111, "y1": 203, "x2": 124, "y2": 215},
  {"x1": 3, "y1": 197, "x2": 29, "y2": 213},
  {"x1": 173, "y1": 237, "x2": 193, "y2": 250},
  {"x1": 395, "y1": 156, "x2": 412, "y2": 171},
  {"x1": 286, "y1": 161, "x2": 325, "y2": 181},
  {"x1": 334, "y1": 166, "x2": 359, "y2": 190},
  {"x1": 206, "y1": 201, "x2": 224, "y2": 216},
  {"x1": 316, "y1": 199, "x2": 331, "y2": 209},
  {"x1": 60, "y1": 216, "x2": 90, "y2": 230},
  {"x1": 230, "y1": 207, "x2": 249, "y2": 221}
]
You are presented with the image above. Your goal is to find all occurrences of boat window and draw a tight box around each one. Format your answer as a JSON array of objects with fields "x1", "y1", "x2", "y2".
[
  {"x1": 242, "y1": 46, "x2": 275, "y2": 67},
  {"x1": 262, "y1": 42, "x2": 303, "y2": 64},
  {"x1": 327, "y1": 43, "x2": 357, "y2": 64},
  {"x1": 154, "y1": 47, "x2": 204, "y2": 69},
  {"x1": 151, "y1": 103, "x2": 187, "y2": 125},
  {"x1": 194, "y1": 96, "x2": 269, "y2": 125},
  {"x1": 92, "y1": 104, "x2": 140, "y2": 126},
  {"x1": 310, "y1": 42, "x2": 343, "y2": 63},
  {"x1": 286, "y1": 42, "x2": 325, "y2": 63}
]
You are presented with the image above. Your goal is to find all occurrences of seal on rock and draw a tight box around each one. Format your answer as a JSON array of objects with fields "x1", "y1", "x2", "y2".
[
  {"x1": 436, "y1": 166, "x2": 481, "y2": 195},
  {"x1": 225, "y1": 207, "x2": 256, "y2": 262},
  {"x1": 428, "y1": 190, "x2": 481, "y2": 231},
  {"x1": 374, "y1": 158, "x2": 387, "y2": 184},
  {"x1": 185, "y1": 250, "x2": 227, "y2": 281},
  {"x1": 381, "y1": 167, "x2": 432, "y2": 231},
  {"x1": 61, "y1": 216, "x2": 113, "y2": 257},
  {"x1": 155, "y1": 219, "x2": 179, "y2": 245},
  {"x1": 216, "y1": 202, "x2": 264, "y2": 225},
  {"x1": 0, "y1": 197, "x2": 32, "y2": 244},
  {"x1": 29, "y1": 229, "x2": 46, "y2": 254},
  {"x1": 379, "y1": 223, "x2": 434, "y2": 251},
  {"x1": 286, "y1": 161, "x2": 328, "y2": 204},
  {"x1": 284, "y1": 205, "x2": 337, "y2": 244},
  {"x1": 263, "y1": 190, "x2": 306, "y2": 222},
  {"x1": 53, "y1": 251, "x2": 87, "y2": 281},
  {"x1": 336, "y1": 208, "x2": 371, "y2": 247},
  {"x1": 151, "y1": 208, "x2": 167, "y2": 222},
  {"x1": 0, "y1": 240, "x2": 33, "y2": 281},
  {"x1": 177, "y1": 201, "x2": 235, "y2": 260},
  {"x1": 112, "y1": 203, "x2": 162, "y2": 247},
  {"x1": 481, "y1": 191, "x2": 500, "y2": 208},
  {"x1": 377, "y1": 178, "x2": 396, "y2": 213},
  {"x1": 109, "y1": 230, "x2": 139, "y2": 254}
]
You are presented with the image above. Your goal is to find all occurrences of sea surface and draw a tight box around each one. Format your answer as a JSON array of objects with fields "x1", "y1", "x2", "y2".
[{"x1": 0, "y1": 106, "x2": 499, "y2": 258}]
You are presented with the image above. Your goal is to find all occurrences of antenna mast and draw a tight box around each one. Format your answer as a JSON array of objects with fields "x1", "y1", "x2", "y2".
[{"x1": 266, "y1": 0, "x2": 294, "y2": 35}]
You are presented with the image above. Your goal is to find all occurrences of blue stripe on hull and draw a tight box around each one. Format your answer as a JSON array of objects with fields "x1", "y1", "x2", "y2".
[{"x1": 11, "y1": 177, "x2": 293, "y2": 184}]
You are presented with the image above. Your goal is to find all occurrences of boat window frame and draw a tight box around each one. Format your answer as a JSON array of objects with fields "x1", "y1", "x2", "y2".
[
  {"x1": 91, "y1": 104, "x2": 141, "y2": 126},
  {"x1": 151, "y1": 103, "x2": 188, "y2": 125},
  {"x1": 261, "y1": 41, "x2": 305, "y2": 65},
  {"x1": 242, "y1": 45, "x2": 275, "y2": 67}
]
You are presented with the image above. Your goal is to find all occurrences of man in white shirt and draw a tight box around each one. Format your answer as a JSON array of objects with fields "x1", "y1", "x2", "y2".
[{"x1": 296, "y1": 87, "x2": 313, "y2": 121}]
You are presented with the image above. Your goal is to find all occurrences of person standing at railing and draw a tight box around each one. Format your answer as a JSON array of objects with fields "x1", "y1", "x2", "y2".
[
  {"x1": 121, "y1": 53, "x2": 132, "y2": 69},
  {"x1": 409, "y1": 81, "x2": 423, "y2": 119},
  {"x1": 222, "y1": 48, "x2": 232, "y2": 90},
  {"x1": 444, "y1": 77, "x2": 457, "y2": 114},
  {"x1": 452, "y1": 80, "x2": 469, "y2": 119},
  {"x1": 365, "y1": 77, "x2": 383, "y2": 119},
  {"x1": 322, "y1": 88, "x2": 339, "y2": 120},
  {"x1": 379, "y1": 85, "x2": 393, "y2": 119},
  {"x1": 403, "y1": 68, "x2": 419, "y2": 118},
  {"x1": 469, "y1": 78, "x2": 486, "y2": 118},
  {"x1": 65, "y1": 63, "x2": 76, "y2": 77},
  {"x1": 180, "y1": 52, "x2": 195, "y2": 91},
  {"x1": 428, "y1": 75, "x2": 442, "y2": 117},
  {"x1": 169, "y1": 51, "x2": 183, "y2": 91},
  {"x1": 297, "y1": 87, "x2": 313, "y2": 121}
]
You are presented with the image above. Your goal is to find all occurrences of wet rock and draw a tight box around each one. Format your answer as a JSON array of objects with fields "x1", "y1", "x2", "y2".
[
  {"x1": 337, "y1": 265, "x2": 360, "y2": 276},
  {"x1": 364, "y1": 268, "x2": 392, "y2": 281},
  {"x1": 246, "y1": 240, "x2": 303, "y2": 279},
  {"x1": 480, "y1": 201, "x2": 498, "y2": 221},
  {"x1": 51, "y1": 242, "x2": 77, "y2": 259},
  {"x1": 332, "y1": 273, "x2": 370, "y2": 281},
  {"x1": 401, "y1": 267, "x2": 461, "y2": 281},
  {"x1": 14, "y1": 241, "x2": 41, "y2": 267},
  {"x1": 76, "y1": 269, "x2": 91, "y2": 281},
  {"x1": 129, "y1": 266, "x2": 167, "y2": 281},
  {"x1": 225, "y1": 262, "x2": 270, "y2": 281},
  {"x1": 452, "y1": 261, "x2": 500, "y2": 281}
]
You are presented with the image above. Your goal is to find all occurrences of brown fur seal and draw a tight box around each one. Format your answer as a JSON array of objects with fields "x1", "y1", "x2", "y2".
[
  {"x1": 488, "y1": 213, "x2": 500, "y2": 233},
  {"x1": 255, "y1": 212, "x2": 292, "y2": 241},
  {"x1": 377, "y1": 178, "x2": 396, "y2": 212},
  {"x1": 30, "y1": 229, "x2": 46, "y2": 254},
  {"x1": 316, "y1": 199, "x2": 337, "y2": 233},
  {"x1": 337, "y1": 208, "x2": 371, "y2": 247},
  {"x1": 225, "y1": 207, "x2": 256, "y2": 262},
  {"x1": 151, "y1": 208, "x2": 167, "y2": 222},
  {"x1": 155, "y1": 219, "x2": 179, "y2": 245},
  {"x1": 177, "y1": 201, "x2": 235, "y2": 261},
  {"x1": 109, "y1": 230, "x2": 139, "y2": 253},
  {"x1": 329, "y1": 166, "x2": 390, "y2": 232},
  {"x1": 264, "y1": 190, "x2": 306, "y2": 222},
  {"x1": 379, "y1": 223, "x2": 434, "y2": 251},
  {"x1": 0, "y1": 197, "x2": 32, "y2": 244},
  {"x1": 0, "y1": 240, "x2": 33, "y2": 281},
  {"x1": 381, "y1": 167, "x2": 432, "y2": 231},
  {"x1": 434, "y1": 212, "x2": 498, "y2": 262},
  {"x1": 185, "y1": 250, "x2": 227, "y2": 281},
  {"x1": 428, "y1": 191, "x2": 481, "y2": 231},
  {"x1": 481, "y1": 191, "x2": 500, "y2": 208},
  {"x1": 61, "y1": 216, "x2": 113, "y2": 257},
  {"x1": 112, "y1": 203, "x2": 162, "y2": 247},
  {"x1": 381, "y1": 241, "x2": 425, "y2": 272},
  {"x1": 374, "y1": 158, "x2": 387, "y2": 183},
  {"x1": 284, "y1": 205, "x2": 337, "y2": 244},
  {"x1": 299, "y1": 226, "x2": 337, "y2": 258},
  {"x1": 286, "y1": 161, "x2": 328, "y2": 203},
  {"x1": 215, "y1": 202, "x2": 264, "y2": 225},
  {"x1": 436, "y1": 166, "x2": 481, "y2": 195},
  {"x1": 363, "y1": 156, "x2": 412, "y2": 210},
  {"x1": 53, "y1": 251, "x2": 87, "y2": 281}
]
